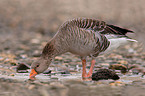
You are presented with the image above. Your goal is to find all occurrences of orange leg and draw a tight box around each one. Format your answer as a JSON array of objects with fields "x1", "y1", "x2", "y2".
[
  {"x1": 82, "y1": 59, "x2": 87, "y2": 78},
  {"x1": 82, "y1": 59, "x2": 96, "y2": 80},
  {"x1": 87, "y1": 59, "x2": 96, "y2": 77}
]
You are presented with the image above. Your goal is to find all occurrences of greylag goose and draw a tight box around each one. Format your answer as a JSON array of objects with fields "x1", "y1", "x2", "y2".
[{"x1": 29, "y1": 18, "x2": 137, "y2": 80}]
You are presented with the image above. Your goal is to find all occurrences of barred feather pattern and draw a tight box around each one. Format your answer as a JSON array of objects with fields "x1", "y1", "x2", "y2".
[
  {"x1": 56, "y1": 18, "x2": 112, "y2": 57},
  {"x1": 42, "y1": 18, "x2": 133, "y2": 58},
  {"x1": 62, "y1": 18, "x2": 106, "y2": 33},
  {"x1": 61, "y1": 18, "x2": 133, "y2": 35}
]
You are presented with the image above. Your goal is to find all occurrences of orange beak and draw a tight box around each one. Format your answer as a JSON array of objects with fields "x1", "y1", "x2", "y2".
[{"x1": 29, "y1": 69, "x2": 38, "y2": 80}]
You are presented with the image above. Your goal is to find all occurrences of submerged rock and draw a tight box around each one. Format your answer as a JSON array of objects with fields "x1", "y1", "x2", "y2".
[
  {"x1": 108, "y1": 64, "x2": 127, "y2": 74},
  {"x1": 92, "y1": 69, "x2": 120, "y2": 81},
  {"x1": 16, "y1": 62, "x2": 30, "y2": 73},
  {"x1": 43, "y1": 70, "x2": 51, "y2": 74}
]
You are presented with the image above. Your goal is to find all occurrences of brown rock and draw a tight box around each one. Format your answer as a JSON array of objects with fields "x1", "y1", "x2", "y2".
[{"x1": 16, "y1": 63, "x2": 30, "y2": 73}]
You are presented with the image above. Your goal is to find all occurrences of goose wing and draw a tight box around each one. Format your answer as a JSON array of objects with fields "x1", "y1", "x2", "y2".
[{"x1": 62, "y1": 18, "x2": 133, "y2": 35}]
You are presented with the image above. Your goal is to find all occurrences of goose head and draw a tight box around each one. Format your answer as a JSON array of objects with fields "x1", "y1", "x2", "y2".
[{"x1": 29, "y1": 57, "x2": 52, "y2": 80}]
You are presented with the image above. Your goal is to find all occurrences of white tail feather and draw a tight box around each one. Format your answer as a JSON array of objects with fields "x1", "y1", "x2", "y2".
[{"x1": 126, "y1": 39, "x2": 138, "y2": 42}]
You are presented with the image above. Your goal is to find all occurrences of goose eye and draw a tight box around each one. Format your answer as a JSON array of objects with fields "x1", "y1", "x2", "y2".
[{"x1": 36, "y1": 65, "x2": 39, "y2": 67}]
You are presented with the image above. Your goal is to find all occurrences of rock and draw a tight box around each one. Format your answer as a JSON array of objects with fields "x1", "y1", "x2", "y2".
[
  {"x1": 31, "y1": 39, "x2": 40, "y2": 44},
  {"x1": 28, "y1": 85, "x2": 36, "y2": 90},
  {"x1": 109, "y1": 81, "x2": 124, "y2": 86},
  {"x1": 49, "y1": 82, "x2": 66, "y2": 88},
  {"x1": 20, "y1": 54, "x2": 28, "y2": 59},
  {"x1": 108, "y1": 53, "x2": 123, "y2": 59},
  {"x1": 100, "y1": 63, "x2": 110, "y2": 67},
  {"x1": 128, "y1": 64, "x2": 139, "y2": 70},
  {"x1": 92, "y1": 69, "x2": 120, "y2": 81},
  {"x1": 0, "y1": 57, "x2": 4, "y2": 61},
  {"x1": 10, "y1": 74, "x2": 15, "y2": 76},
  {"x1": 16, "y1": 62, "x2": 30, "y2": 73},
  {"x1": 58, "y1": 70, "x2": 70, "y2": 74},
  {"x1": 19, "y1": 45, "x2": 30, "y2": 50},
  {"x1": 43, "y1": 70, "x2": 51, "y2": 74},
  {"x1": 4, "y1": 58, "x2": 11, "y2": 62},
  {"x1": 118, "y1": 60, "x2": 128, "y2": 64},
  {"x1": 109, "y1": 83, "x2": 116, "y2": 86},
  {"x1": 128, "y1": 48, "x2": 136, "y2": 53},
  {"x1": 55, "y1": 56, "x2": 63, "y2": 61},
  {"x1": 125, "y1": 54, "x2": 133, "y2": 58},
  {"x1": 32, "y1": 50, "x2": 41, "y2": 57},
  {"x1": 108, "y1": 64, "x2": 127, "y2": 74},
  {"x1": 132, "y1": 68, "x2": 140, "y2": 75},
  {"x1": 10, "y1": 61, "x2": 17, "y2": 65}
]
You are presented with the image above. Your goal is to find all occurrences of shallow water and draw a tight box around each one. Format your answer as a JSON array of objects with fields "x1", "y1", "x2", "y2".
[{"x1": 1, "y1": 69, "x2": 145, "y2": 86}]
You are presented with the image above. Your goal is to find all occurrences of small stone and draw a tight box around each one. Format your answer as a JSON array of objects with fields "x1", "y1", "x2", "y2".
[
  {"x1": 10, "y1": 66, "x2": 17, "y2": 70},
  {"x1": 109, "y1": 64, "x2": 127, "y2": 74},
  {"x1": 76, "y1": 62, "x2": 82, "y2": 65},
  {"x1": 0, "y1": 57, "x2": 4, "y2": 61},
  {"x1": 41, "y1": 42, "x2": 47, "y2": 47},
  {"x1": 131, "y1": 68, "x2": 143, "y2": 75},
  {"x1": 28, "y1": 85, "x2": 35, "y2": 90},
  {"x1": 128, "y1": 48, "x2": 136, "y2": 53},
  {"x1": 118, "y1": 60, "x2": 128, "y2": 64},
  {"x1": 55, "y1": 56, "x2": 63, "y2": 60},
  {"x1": 31, "y1": 39, "x2": 40, "y2": 44},
  {"x1": 115, "y1": 81, "x2": 124, "y2": 86},
  {"x1": 109, "y1": 83, "x2": 115, "y2": 86},
  {"x1": 20, "y1": 54, "x2": 27, "y2": 59},
  {"x1": 60, "y1": 70, "x2": 70, "y2": 74},
  {"x1": 125, "y1": 54, "x2": 133, "y2": 58},
  {"x1": 50, "y1": 82, "x2": 65, "y2": 88},
  {"x1": 19, "y1": 45, "x2": 30, "y2": 50},
  {"x1": 43, "y1": 70, "x2": 51, "y2": 74},
  {"x1": 100, "y1": 63, "x2": 109, "y2": 67},
  {"x1": 4, "y1": 58, "x2": 11, "y2": 62},
  {"x1": 128, "y1": 64, "x2": 139, "y2": 70},
  {"x1": 116, "y1": 83, "x2": 123, "y2": 86},
  {"x1": 108, "y1": 53, "x2": 123, "y2": 59},
  {"x1": 17, "y1": 70, "x2": 28, "y2": 73},
  {"x1": 115, "y1": 81, "x2": 123, "y2": 84},
  {"x1": 10, "y1": 74, "x2": 15, "y2": 76},
  {"x1": 51, "y1": 76, "x2": 58, "y2": 80},
  {"x1": 16, "y1": 63, "x2": 30, "y2": 73},
  {"x1": 10, "y1": 61, "x2": 17, "y2": 65},
  {"x1": 32, "y1": 50, "x2": 41, "y2": 57}
]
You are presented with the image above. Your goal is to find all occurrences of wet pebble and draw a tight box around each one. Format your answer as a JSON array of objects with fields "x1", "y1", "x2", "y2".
[
  {"x1": 16, "y1": 63, "x2": 30, "y2": 73},
  {"x1": 31, "y1": 39, "x2": 40, "y2": 44},
  {"x1": 109, "y1": 81, "x2": 124, "y2": 86},
  {"x1": 92, "y1": 69, "x2": 120, "y2": 81},
  {"x1": 118, "y1": 60, "x2": 128, "y2": 64},
  {"x1": 10, "y1": 74, "x2": 15, "y2": 76},
  {"x1": 108, "y1": 53, "x2": 123, "y2": 59},
  {"x1": 49, "y1": 82, "x2": 66, "y2": 88},
  {"x1": 108, "y1": 64, "x2": 127, "y2": 74},
  {"x1": 132, "y1": 68, "x2": 140, "y2": 75},
  {"x1": 51, "y1": 76, "x2": 59, "y2": 80},
  {"x1": 28, "y1": 85, "x2": 36, "y2": 90},
  {"x1": 100, "y1": 63, "x2": 109, "y2": 67},
  {"x1": 20, "y1": 54, "x2": 28, "y2": 59},
  {"x1": 0, "y1": 57, "x2": 4, "y2": 61},
  {"x1": 43, "y1": 70, "x2": 51, "y2": 74},
  {"x1": 32, "y1": 50, "x2": 41, "y2": 57},
  {"x1": 55, "y1": 56, "x2": 63, "y2": 61},
  {"x1": 128, "y1": 64, "x2": 139, "y2": 70},
  {"x1": 59, "y1": 70, "x2": 70, "y2": 74}
]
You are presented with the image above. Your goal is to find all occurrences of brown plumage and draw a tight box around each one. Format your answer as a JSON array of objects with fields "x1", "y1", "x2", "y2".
[{"x1": 29, "y1": 18, "x2": 136, "y2": 80}]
